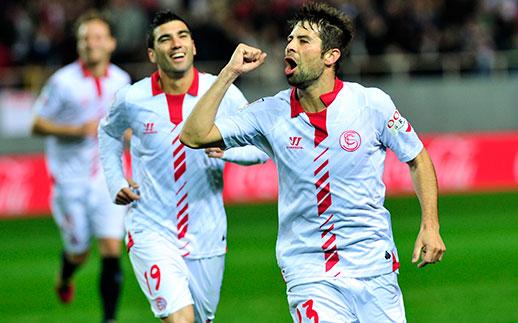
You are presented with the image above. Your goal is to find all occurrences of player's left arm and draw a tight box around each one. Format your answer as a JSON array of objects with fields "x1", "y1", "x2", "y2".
[{"x1": 407, "y1": 148, "x2": 446, "y2": 268}]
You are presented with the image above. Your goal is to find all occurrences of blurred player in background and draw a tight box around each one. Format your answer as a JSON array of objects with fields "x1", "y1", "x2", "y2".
[
  {"x1": 31, "y1": 10, "x2": 130, "y2": 323},
  {"x1": 181, "y1": 2, "x2": 446, "y2": 322},
  {"x1": 98, "y1": 10, "x2": 268, "y2": 323}
]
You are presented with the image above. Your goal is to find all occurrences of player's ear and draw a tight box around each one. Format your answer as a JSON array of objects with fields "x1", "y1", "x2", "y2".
[
  {"x1": 323, "y1": 48, "x2": 341, "y2": 67},
  {"x1": 108, "y1": 36, "x2": 116, "y2": 53},
  {"x1": 192, "y1": 40, "x2": 197, "y2": 56},
  {"x1": 147, "y1": 48, "x2": 156, "y2": 64}
]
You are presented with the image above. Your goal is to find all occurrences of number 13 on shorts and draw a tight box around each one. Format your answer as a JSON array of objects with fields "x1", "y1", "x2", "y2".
[
  {"x1": 296, "y1": 299, "x2": 320, "y2": 323},
  {"x1": 144, "y1": 264, "x2": 161, "y2": 295}
]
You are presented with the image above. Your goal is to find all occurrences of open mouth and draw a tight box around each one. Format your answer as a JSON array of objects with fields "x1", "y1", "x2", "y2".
[
  {"x1": 171, "y1": 52, "x2": 186, "y2": 61},
  {"x1": 284, "y1": 57, "x2": 297, "y2": 76}
]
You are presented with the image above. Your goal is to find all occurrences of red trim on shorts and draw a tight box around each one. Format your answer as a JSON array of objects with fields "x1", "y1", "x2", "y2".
[
  {"x1": 126, "y1": 232, "x2": 134, "y2": 252},
  {"x1": 392, "y1": 252, "x2": 400, "y2": 271}
]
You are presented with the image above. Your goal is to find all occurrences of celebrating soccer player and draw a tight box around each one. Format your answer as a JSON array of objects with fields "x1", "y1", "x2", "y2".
[
  {"x1": 180, "y1": 2, "x2": 446, "y2": 322},
  {"x1": 31, "y1": 10, "x2": 130, "y2": 323},
  {"x1": 98, "y1": 10, "x2": 268, "y2": 323}
]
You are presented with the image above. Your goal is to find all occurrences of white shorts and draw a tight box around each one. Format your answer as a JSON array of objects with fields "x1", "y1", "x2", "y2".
[
  {"x1": 51, "y1": 175, "x2": 126, "y2": 254},
  {"x1": 287, "y1": 272, "x2": 406, "y2": 323},
  {"x1": 127, "y1": 230, "x2": 225, "y2": 322}
]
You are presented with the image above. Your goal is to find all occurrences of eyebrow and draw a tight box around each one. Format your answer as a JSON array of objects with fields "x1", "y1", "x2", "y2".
[{"x1": 287, "y1": 35, "x2": 312, "y2": 41}]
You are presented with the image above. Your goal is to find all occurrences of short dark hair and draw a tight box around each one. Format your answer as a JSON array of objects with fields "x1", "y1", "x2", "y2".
[
  {"x1": 147, "y1": 10, "x2": 191, "y2": 49},
  {"x1": 288, "y1": 2, "x2": 354, "y2": 71},
  {"x1": 74, "y1": 10, "x2": 113, "y2": 39}
]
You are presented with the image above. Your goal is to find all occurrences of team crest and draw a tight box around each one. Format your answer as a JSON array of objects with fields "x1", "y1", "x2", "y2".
[
  {"x1": 339, "y1": 130, "x2": 361, "y2": 152},
  {"x1": 155, "y1": 297, "x2": 167, "y2": 312}
]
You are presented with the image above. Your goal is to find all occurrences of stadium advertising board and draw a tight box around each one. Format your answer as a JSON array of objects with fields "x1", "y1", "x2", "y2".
[{"x1": 1, "y1": 131, "x2": 518, "y2": 217}]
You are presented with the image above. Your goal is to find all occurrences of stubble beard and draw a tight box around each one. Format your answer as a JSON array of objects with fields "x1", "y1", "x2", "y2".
[{"x1": 286, "y1": 66, "x2": 324, "y2": 90}]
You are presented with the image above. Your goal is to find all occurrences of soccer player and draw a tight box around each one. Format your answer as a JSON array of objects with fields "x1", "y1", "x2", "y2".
[
  {"x1": 31, "y1": 10, "x2": 130, "y2": 323},
  {"x1": 180, "y1": 3, "x2": 446, "y2": 322},
  {"x1": 98, "y1": 10, "x2": 268, "y2": 323}
]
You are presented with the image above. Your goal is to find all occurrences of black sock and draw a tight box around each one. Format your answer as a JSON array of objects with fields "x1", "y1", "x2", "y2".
[
  {"x1": 60, "y1": 252, "x2": 79, "y2": 285},
  {"x1": 100, "y1": 257, "x2": 122, "y2": 321}
]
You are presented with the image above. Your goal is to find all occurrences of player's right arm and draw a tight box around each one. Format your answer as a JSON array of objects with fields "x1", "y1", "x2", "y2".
[
  {"x1": 98, "y1": 85, "x2": 139, "y2": 205},
  {"x1": 31, "y1": 116, "x2": 98, "y2": 139},
  {"x1": 180, "y1": 44, "x2": 267, "y2": 148}
]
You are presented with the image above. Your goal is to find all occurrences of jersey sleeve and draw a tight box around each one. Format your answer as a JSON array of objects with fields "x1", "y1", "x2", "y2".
[
  {"x1": 216, "y1": 83, "x2": 249, "y2": 118},
  {"x1": 215, "y1": 84, "x2": 271, "y2": 164},
  {"x1": 33, "y1": 76, "x2": 64, "y2": 120},
  {"x1": 214, "y1": 98, "x2": 272, "y2": 155},
  {"x1": 98, "y1": 85, "x2": 131, "y2": 201},
  {"x1": 368, "y1": 88, "x2": 423, "y2": 162}
]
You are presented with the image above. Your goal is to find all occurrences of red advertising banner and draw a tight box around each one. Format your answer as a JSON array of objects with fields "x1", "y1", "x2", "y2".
[{"x1": 1, "y1": 131, "x2": 518, "y2": 217}]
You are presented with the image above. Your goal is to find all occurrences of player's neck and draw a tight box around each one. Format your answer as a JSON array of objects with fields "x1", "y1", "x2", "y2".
[
  {"x1": 159, "y1": 68, "x2": 194, "y2": 95},
  {"x1": 83, "y1": 60, "x2": 109, "y2": 78},
  {"x1": 297, "y1": 72, "x2": 336, "y2": 113}
]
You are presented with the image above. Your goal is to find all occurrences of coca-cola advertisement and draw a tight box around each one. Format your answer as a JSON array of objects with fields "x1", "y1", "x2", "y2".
[{"x1": 1, "y1": 131, "x2": 518, "y2": 217}]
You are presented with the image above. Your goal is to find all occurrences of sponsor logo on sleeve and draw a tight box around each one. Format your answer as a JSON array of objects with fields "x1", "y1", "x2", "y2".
[
  {"x1": 339, "y1": 130, "x2": 361, "y2": 152},
  {"x1": 387, "y1": 110, "x2": 412, "y2": 135}
]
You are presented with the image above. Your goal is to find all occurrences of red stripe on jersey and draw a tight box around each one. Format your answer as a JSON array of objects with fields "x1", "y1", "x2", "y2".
[
  {"x1": 166, "y1": 94, "x2": 185, "y2": 125},
  {"x1": 177, "y1": 203, "x2": 188, "y2": 219},
  {"x1": 316, "y1": 183, "x2": 330, "y2": 204},
  {"x1": 315, "y1": 172, "x2": 329, "y2": 189},
  {"x1": 313, "y1": 148, "x2": 329, "y2": 162},
  {"x1": 174, "y1": 162, "x2": 187, "y2": 181},
  {"x1": 317, "y1": 194, "x2": 332, "y2": 215},
  {"x1": 172, "y1": 134, "x2": 180, "y2": 145},
  {"x1": 321, "y1": 223, "x2": 334, "y2": 238},
  {"x1": 177, "y1": 193, "x2": 188, "y2": 207},
  {"x1": 174, "y1": 151, "x2": 186, "y2": 170},
  {"x1": 178, "y1": 224, "x2": 188, "y2": 239},
  {"x1": 177, "y1": 214, "x2": 189, "y2": 229},
  {"x1": 176, "y1": 182, "x2": 187, "y2": 195},
  {"x1": 173, "y1": 143, "x2": 184, "y2": 157},
  {"x1": 322, "y1": 234, "x2": 336, "y2": 250},
  {"x1": 94, "y1": 78, "x2": 102, "y2": 97},
  {"x1": 325, "y1": 252, "x2": 339, "y2": 272},
  {"x1": 324, "y1": 244, "x2": 337, "y2": 260},
  {"x1": 319, "y1": 214, "x2": 334, "y2": 228},
  {"x1": 307, "y1": 109, "x2": 328, "y2": 147},
  {"x1": 314, "y1": 160, "x2": 329, "y2": 176}
]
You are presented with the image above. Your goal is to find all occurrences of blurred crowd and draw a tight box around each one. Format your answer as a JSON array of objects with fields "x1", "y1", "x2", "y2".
[{"x1": 1, "y1": 0, "x2": 517, "y2": 77}]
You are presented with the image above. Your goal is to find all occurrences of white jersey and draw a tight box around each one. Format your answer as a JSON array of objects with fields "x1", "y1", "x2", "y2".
[
  {"x1": 99, "y1": 69, "x2": 267, "y2": 259},
  {"x1": 33, "y1": 60, "x2": 130, "y2": 184},
  {"x1": 215, "y1": 79, "x2": 424, "y2": 289}
]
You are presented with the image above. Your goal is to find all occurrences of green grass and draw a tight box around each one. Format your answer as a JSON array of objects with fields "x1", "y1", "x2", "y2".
[{"x1": 1, "y1": 191, "x2": 518, "y2": 322}]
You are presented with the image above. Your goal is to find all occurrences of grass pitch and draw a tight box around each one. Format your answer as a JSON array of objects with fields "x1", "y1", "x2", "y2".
[{"x1": 1, "y1": 191, "x2": 517, "y2": 322}]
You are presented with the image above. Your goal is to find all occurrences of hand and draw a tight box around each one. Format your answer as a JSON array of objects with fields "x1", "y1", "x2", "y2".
[
  {"x1": 115, "y1": 178, "x2": 140, "y2": 205},
  {"x1": 205, "y1": 147, "x2": 225, "y2": 159},
  {"x1": 224, "y1": 43, "x2": 267, "y2": 77},
  {"x1": 412, "y1": 227, "x2": 446, "y2": 268},
  {"x1": 79, "y1": 119, "x2": 99, "y2": 138}
]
